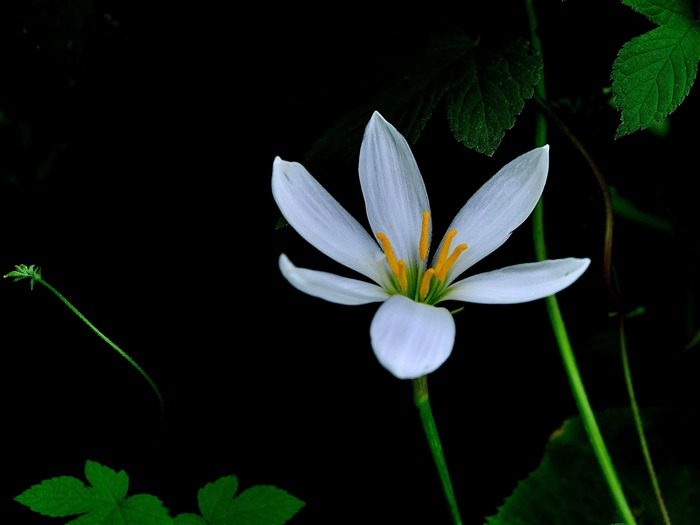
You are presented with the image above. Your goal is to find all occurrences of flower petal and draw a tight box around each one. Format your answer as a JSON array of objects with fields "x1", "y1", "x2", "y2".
[
  {"x1": 442, "y1": 257, "x2": 591, "y2": 304},
  {"x1": 279, "y1": 254, "x2": 390, "y2": 305},
  {"x1": 370, "y1": 295, "x2": 455, "y2": 379},
  {"x1": 438, "y1": 145, "x2": 550, "y2": 283},
  {"x1": 272, "y1": 157, "x2": 389, "y2": 286},
  {"x1": 359, "y1": 112, "x2": 431, "y2": 265}
]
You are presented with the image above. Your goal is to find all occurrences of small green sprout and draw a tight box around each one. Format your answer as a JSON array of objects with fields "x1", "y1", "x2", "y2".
[{"x1": 4, "y1": 263, "x2": 165, "y2": 419}]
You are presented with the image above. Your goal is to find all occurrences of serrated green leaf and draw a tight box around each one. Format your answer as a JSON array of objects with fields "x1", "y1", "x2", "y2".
[
  {"x1": 84, "y1": 459, "x2": 129, "y2": 502},
  {"x1": 197, "y1": 475, "x2": 239, "y2": 521},
  {"x1": 226, "y1": 485, "x2": 305, "y2": 525},
  {"x1": 195, "y1": 477, "x2": 304, "y2": 525},
  {"x1": 15, "y1": 476, "x2": 92, "y2": 517},
  {"x1": 379, "y1": 31, "x2": 479, "y2": 145},
  {"x1": 485, "y1": 407, "x2": 700, "y2": 525},
  {"x1": 303, "y1": 30, "x2": 540, "y2": 169},
  {"x1": 16, "y1": 460, "x2": 172, "y2": 525},
  {"x1": 612, "y1": 1, "x2": 700, "y2": 137},
  {"x1": 447, "y1": 38, "x2": 541, "y2": 155}
]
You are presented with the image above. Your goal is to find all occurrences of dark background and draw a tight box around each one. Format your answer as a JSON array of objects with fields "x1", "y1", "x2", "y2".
[{"x1": 2, "y1": 2, "x2": 700, "y2": 524}]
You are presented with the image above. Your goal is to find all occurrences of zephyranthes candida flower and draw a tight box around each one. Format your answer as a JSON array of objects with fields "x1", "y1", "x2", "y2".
[{"x1": 272, "y1": 111, "x2": 590, "y2": 379}]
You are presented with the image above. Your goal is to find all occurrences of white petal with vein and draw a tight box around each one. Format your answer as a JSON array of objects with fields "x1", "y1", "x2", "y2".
[
  {"x1": 443, "y1": 257, "x2": 590, "y2": 304},
  {"x1": 279, "y1": 254, "x2": 389, "y2": 305},
  {"x1": 370, "y1": 295, "x2": 455, "y2": 379}
]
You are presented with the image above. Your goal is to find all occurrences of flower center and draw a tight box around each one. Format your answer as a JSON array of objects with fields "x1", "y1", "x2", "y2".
[{"x1": 376, "y1": 211, "x2": 467, "y2": 303}]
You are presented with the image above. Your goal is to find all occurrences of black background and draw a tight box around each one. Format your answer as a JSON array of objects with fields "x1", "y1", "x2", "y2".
[{"x1": 2, "y1": 2, "x2": 700, "y2": 524}]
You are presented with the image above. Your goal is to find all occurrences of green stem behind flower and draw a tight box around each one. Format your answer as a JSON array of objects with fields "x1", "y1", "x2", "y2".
[
  {"x1": 524, "y1": 1, "x2": 639, "y2": 524},
  {"x1": 618, "y1": 304, "x2": 672, "y2": 525},
  {"x1": 531, "y1": 91, "x2": 671, "y2": 524},
  {"x1": 413, "y1": 375, "x2": 462, "y2": 525},
  {"x1": 540, "y1": 284, "x2": 639, "y2": 525}
]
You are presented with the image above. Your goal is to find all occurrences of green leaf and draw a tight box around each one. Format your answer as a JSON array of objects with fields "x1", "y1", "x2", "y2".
[
  {"x1": 14, "y1": 476, "x2": 92, "y2": 517},
  {"x1": 195, "y1": 476, "x2": 304, "y2": 525},
  {"x1": 446, "y1": 38, "x2": 541, "y2": 156},
  {"x1": 84, "y1": 459, "x2": 129, "y2": 503},
  {"x1": 485, "y1": 407, "x2": 700, "y2": 525},
  {"x1": 15, "y1": 459, "x2": 172, "y2": 525},
  {"x1": 3, "y1": 263, "x2": 42, "y2": 290},
  {"x1": 304, "y1": 29, "x2": 542, "y2": 167},
  {"x1": 227, "y1": 485, "x2": 305, "y2": 525},
  {"x1": 611, "y1": 0, "x2": 700, "y2": 138},
  {"x1": 197, "y1": 475, "x2": 239, "y2": 522}
]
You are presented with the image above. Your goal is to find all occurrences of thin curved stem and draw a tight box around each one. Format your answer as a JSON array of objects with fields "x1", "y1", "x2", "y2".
[
  {"x1": 413, "y1": 375, "x2": 462, "y2": 525},
  {"x1": 618, "y1": 309, "x2": 672, "y2": 525},
  {"x1": 531, "y1": 93, "x2": 617, "y2": 300},
  {"x1": 36, "y1": 276, "x2": 165, "y2": 421}
]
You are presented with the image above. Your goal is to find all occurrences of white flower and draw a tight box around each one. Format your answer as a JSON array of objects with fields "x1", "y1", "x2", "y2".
[{"x1": 272, "y1": 111, "x2": 590, "y2": 379}]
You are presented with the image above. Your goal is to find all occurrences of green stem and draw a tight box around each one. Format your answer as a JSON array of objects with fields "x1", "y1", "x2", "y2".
[
  {"x1": 542, "y1": 289, "x2": 638, "y2": 525},
  {"x1": 36, "y1": 276, "x2": 165, "y2": 420},
  {"x1": 525, "y1": 1, "x2": 638, "y2": 524},
  {"x1": 412, "y1": 375, "x2": 462, "y2": 525},
  {"x1": 533, "y1": 90, "x2": 671, "y2": 525},
  {"x1": 619, "y1": 311, "x2": 672, "y2": 525}
]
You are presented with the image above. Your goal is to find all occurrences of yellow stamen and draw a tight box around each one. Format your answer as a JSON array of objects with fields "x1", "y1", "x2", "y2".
[
  {"x1": 433, "y1": 229, "x2": 457, "y2": 277},
  {"x1": 419, "y1": 211, "x2": 430, "y2": 261},
  {"x1": 436, "y1": 243, "x2": 468, "y2": 280},
  {"x1": 377, "y1": 232, "x2": 408, "y2": 293},
  {"x1": 397, "y1": 260, "x2": 408, "y2": 292},
  {"x1": 419, "y1": 268, "x2": 435, "y2": 300},
  {"x1": 376, "y1": 232, "x2": 403, "y2": 284}
]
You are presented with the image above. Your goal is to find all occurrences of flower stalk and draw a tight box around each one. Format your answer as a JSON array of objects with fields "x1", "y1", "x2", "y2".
[{"x1": 413, "y1": 375, "x2": 462, "y2": 525}]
